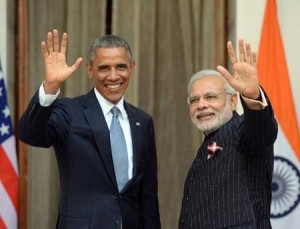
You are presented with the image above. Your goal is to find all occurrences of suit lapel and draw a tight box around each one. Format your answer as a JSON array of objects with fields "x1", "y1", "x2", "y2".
[
  {"x1": 82, "y1": 90, "x2": 118, "y2": 189},
  {"x1": 81, "y1": 95, "x2": 142, "y2": 190}
]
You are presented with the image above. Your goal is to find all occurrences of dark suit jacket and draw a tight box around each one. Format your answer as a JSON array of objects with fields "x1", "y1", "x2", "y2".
[
  {"x1": 179, "y1": 95, "x2": 278, "y2": 229},
  {"x1": 19, "y1": 89, "x2": 161, "y2": 229}
]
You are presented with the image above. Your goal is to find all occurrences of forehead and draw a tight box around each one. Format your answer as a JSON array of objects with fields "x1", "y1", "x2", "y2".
[
  {"x1": 94, "y1": 47, "x2": 129, "y2": 61},
  {"x1": 191, "y1": 76, "x2": 226, "y2": 94}
]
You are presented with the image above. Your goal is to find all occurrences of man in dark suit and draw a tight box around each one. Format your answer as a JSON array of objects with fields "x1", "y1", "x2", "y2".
[
  {"x1": 179, "y1": 39, "x2": 278, "y2": 229},
  {"x1": 19, "y1": 30, "x2": 161, "y2": 229}
]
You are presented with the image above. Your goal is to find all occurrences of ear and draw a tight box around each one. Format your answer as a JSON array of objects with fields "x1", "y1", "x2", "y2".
[
  {"x1": 230, "y1": 93, "x2": 238, "y2": 111},
  {"x1": 86, "y1": 63, "x2": 93, "y2": 79},
  {"x1": 129, "y1": 60, "x2": 136, "y2": 76}
]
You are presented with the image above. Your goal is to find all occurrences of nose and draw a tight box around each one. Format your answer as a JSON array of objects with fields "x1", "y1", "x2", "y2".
[
  {"x1": 108, "y1": 69, "x2": 118, "y2": 80},
  {"x1": 196, "y1": 97, "x2": 208, "y2": 109}
]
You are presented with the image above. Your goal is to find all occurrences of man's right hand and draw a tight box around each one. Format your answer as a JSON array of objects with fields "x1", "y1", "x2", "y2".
[{"x1": 40, "y1": 29, "x2": 82, "y2": 94}]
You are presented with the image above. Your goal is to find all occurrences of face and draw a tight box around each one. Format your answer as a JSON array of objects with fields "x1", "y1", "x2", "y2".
[
  {"x1": 86, "y1": 47, "x2": 135, "y2": 104},
  {"x1": 188, "y1": 76, "x2": 237, "y2": 134}
]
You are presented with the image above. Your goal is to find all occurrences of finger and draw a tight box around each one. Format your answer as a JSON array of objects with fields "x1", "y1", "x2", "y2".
[
  {"x1": 216, "y1": 65, "x2": 233, "y2": 82},
  {"x1": 60, "y1": 33, "x2": 68, "y2": 54},
  {"x1": 227, "y1": 41, "x2": 238, "y2": 64},
  {"x1": 40, "y1": 41, "x2": 48, "y2": 59},
  {"x1": 47, "y1": 32, "x2": 54, "y2": 53},
  {"x1": 245, "y1": 42, "x2": 252, "y2": 64},
  {"x1": 53, "y1": 29, "x2": 59, "y2": 52},
  {"x1": 252, "y1": 51, "x2": 257, "y2": 67},
  {"x1": 239, "y1": 39, "x2": 245, "y2": 62}
]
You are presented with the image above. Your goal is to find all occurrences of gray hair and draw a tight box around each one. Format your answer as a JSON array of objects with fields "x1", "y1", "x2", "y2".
[
  {"x1": 87, "y1": 35, "x2": 133, "y2": 64},
  {"x1": 187, "y1": 70, "x2": 235, "y2": 95}
]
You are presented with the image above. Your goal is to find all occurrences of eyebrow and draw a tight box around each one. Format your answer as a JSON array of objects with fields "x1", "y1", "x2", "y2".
[
  {"x1": 97, "y1": 65, "x2": 109, "y2": 71},
  {"x1": 190, "y1": 91, "x2": 220, "y2": 97},
  {"x1": 96, "y1": 63, "x2": 128, "y2": 71},
  {"x1": 116, "y1": 63, "x2": 128, "y2": 68}
]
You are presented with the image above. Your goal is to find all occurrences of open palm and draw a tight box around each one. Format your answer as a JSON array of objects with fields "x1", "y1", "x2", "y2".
[
  {"x1": 217, "y1": 39, "x2": 260, "y2": 100},
  {"x1": 41, "y1": 30, "x2": 82, "y2": 94}
]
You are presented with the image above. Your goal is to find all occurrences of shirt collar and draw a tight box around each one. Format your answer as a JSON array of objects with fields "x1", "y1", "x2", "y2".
[{"x1": 93, "y1": 88, "x2": 127, "y2": 119}]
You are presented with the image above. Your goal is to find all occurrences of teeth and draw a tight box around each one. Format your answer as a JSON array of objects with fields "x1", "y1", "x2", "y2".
[{"x1": 107, "y1": 84, "x2": 120, "y2": 89}]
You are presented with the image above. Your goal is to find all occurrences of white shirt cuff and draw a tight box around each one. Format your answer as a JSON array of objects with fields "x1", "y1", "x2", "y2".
[
  {"x1": 241, "y1": 87, "x2": 268, "y2": 110},
  {"x1": 39, "y1": 83, "x2": 60, "y2": 107}
]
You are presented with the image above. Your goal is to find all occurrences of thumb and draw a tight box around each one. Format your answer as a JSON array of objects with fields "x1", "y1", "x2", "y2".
[{"x1": 70, "y1": 57, "x2": 83, "y2": 74}]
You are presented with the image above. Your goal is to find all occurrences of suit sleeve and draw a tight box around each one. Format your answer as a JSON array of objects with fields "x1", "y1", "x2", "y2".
[
  {"x1": 18, "y1": 90, "x2": 70, "y2": 148},
  {"x1": 141, "y1": 118, "x2": 161, "y2": 229},
  {"x1": 240, "y1": 89, "x2": 278, "y2": 153}
]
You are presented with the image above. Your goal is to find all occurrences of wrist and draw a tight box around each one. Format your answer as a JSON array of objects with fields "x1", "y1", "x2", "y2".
[
  {"x1": 43, "y1": 81, "x2": 60, "y2": 94},
  {"x1": 241, "y1": 86, "x2": 260, "y2": 101}
]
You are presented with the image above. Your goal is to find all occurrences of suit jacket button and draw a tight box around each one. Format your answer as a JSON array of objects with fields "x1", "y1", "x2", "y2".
[
  {"x1": 180, "y1": 218, "x2": 185, "y2": 224},
  {"x1": 185, "y1": 196, "x2": 191, "y2": 201},
  {"x1": 115, "y1": 220, "x2": 120, "y2": 226}
]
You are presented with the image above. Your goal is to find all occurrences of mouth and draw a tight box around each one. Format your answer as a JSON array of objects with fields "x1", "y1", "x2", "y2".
[
  {"x1": 196, "y1": 112, "x2": 215, "y2": 121},
  {"x1": 106, "y1": 83, "x2": 123, "y2": 90}
]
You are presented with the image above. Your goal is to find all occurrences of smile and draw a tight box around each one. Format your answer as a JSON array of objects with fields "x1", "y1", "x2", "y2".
[
  {"x1": 106, "y1": 83, "x2": 122, "y2": 89},
  {"x1": 196, "y1": 113, "x2": 215, "y2": 121}
]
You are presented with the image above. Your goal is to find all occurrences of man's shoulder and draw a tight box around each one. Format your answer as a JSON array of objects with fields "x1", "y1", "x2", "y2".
[
  {"x1": 217, "y1": 111, "x2": 244, "y2": 135},
  {"x1": 124, "y1": 102, "x2": 153, "y2": 120},
  {"x1": 56, "y1": 89, "x2": 95, "y2": 105},
  {"x1": 224, "y1": 111, "x2": 244, "y2": 127}
]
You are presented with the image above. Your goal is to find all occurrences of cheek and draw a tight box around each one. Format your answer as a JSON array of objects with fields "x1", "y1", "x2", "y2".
[
  {"x1": 122, "y1": 72, "x2": 131, "y2": 80},
  {"x1": 122, "y1": 75, "x2": 131, "y2": 87},
  {"x1": 93, "y1": 72, "x2": 107, "y2": 82},
  {"x1": 190, "y1": 107, "x2": 196, "y2": 116},
  {"x1": 213, "y1": 101, "x2": 227, "y2": 111}
]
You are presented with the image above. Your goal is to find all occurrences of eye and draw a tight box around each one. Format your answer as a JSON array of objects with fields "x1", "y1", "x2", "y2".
[
  {"x1": 188, "y1": 96, "x2": 199, "y2": 105},
  {"x1": 204, "y1": 93, "x2": 218, "y2": 102},
  {"x1": 117, "y1": 64, "x2": 128, "y2": 70},
  {"x1": 97, "y1": 65, "x2": 109, "y2": 72}
]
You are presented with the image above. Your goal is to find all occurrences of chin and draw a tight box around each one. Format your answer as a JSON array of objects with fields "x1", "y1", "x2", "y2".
[
  {"x1": 198, "y1": 125, "x2": 215, "y2": 133},
  {"x1": 104, "y1": 94, "x2": 123, "y2": 104},
  {"x1": 195, "y1": 120, "x2": 219, "y2": 133}
]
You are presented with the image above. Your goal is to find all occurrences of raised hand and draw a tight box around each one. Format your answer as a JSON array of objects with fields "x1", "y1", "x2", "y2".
[
  {"x1": 40, "y1": 29, "x2": 82, "y2": 94},
  {"x1": 217, "y1": 39, "x2": 260, "y2": 100}
]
